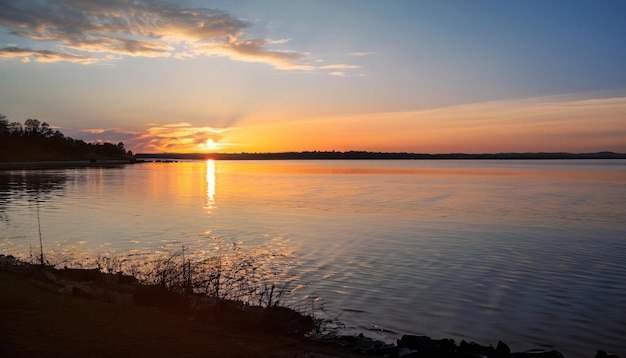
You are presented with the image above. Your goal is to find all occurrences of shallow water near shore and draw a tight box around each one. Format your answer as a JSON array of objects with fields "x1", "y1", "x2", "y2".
[{"x1": 1, "y1": 159, "x2": 625, "y2": 357}]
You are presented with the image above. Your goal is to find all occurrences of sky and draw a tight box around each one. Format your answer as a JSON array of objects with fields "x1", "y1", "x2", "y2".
[{"x1": 1, "y1": 0, "x2": 625, "y2": 154}]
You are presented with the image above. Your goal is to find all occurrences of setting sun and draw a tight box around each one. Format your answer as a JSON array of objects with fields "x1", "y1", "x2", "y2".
[{"x1": 205, "y1": 139, "x2": 218, "y2": 151}]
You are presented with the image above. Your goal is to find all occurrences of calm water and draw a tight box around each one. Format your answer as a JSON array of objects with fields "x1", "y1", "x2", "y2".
[{"x1": 1, "y1": 160, "x2": 625, "y2": 357}]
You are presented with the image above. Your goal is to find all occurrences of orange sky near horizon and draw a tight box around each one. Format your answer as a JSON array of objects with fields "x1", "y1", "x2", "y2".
[{"x1": 136, "y1": 94, "x2": 626, "y2": 154}]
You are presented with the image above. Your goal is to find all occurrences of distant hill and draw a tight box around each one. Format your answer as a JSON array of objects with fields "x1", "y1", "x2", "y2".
[
  {"x1": 137, "y1": 151, "x2": 626, "y2": 161},
  {"x1": 0, "y1": 115, "x2": 134, "y2": 163}
]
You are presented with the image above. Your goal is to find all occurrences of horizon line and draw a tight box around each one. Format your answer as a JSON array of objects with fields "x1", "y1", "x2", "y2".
[{"x1": 136, "y1": 150, "x2": 626, "y2": 155}]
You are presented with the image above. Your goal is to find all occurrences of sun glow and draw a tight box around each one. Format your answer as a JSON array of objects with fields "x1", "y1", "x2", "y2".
[{"x1": 205, "y1": 138, "x2": 219, "y2": 151}]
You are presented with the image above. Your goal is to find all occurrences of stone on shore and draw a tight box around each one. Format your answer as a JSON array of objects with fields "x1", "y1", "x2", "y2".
[{"x1": 396, "y1": 334, "x2": 620, "y2": 358}]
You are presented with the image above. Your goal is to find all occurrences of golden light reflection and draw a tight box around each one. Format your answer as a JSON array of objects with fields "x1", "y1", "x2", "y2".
[{"x1": 205, "y1": 159, "x2": 216, "y2": 212}]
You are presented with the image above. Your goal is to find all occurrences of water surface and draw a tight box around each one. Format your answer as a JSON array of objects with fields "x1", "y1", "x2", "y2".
[{"x1": 1, "y1": 160, "x2": 625, "y2": 357}]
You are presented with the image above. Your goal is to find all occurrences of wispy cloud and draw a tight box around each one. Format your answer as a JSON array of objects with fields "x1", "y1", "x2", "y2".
[
  {"x1": 0, "y1": 0, "x2": 314, "y2": 70},
  {"x1": 320, "y1": 64, "x2": 361, "y2": 70},
  {"x1": 347, "y1": 52, "x2": 375, "y2": 56},
  {"x1": 0, "y1": 46, "x2": 97, "y2": 64},
  {"x1": 72, "y1": 128, "x2": 142, "y2": 146},
  {"x1": 163, "y1": 122, "x2": 193, "y2": 128},
  {"x1": 318, "y1": 63, "x2": 362, "y2": 76},
  {"x1": 193, "y1": 36, "x2": 315, "y2": 71}
]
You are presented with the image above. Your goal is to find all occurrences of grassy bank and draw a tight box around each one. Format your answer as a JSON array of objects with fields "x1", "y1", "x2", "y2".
[{"x1": 0, "y1": 256, "x2": 362, "y2": 358}]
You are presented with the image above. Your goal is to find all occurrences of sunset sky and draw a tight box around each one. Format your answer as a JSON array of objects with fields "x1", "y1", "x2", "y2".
[{"x1": 1, "y1": 0, "x2": 625, "y2": 154}]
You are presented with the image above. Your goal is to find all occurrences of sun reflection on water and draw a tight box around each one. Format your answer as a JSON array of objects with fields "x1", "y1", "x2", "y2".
[{"x1": 205, "y1": 159, "x2": 216, "y2": 212}]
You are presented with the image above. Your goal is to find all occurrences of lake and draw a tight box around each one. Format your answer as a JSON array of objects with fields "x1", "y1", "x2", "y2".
[{"x1": 1, "y1": 159, "x2": 625, "y2": 357}]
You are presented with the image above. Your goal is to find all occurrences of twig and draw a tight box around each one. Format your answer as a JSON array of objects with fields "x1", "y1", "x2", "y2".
[{"x1": 36, "y1": 197, "x2": 44, "y2": 265}]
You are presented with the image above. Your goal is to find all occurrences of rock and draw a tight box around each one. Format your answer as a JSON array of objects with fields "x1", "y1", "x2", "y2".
[
  {"x1": 496, "y1": 341, "x2": 511, "y2": 358},
  {"x1": 333, "y1": 333, "x2": 397, "y2": 356},
  {"x1": 596, "y1": 351, "x2": 620, "y2": 358},
  {"x1": 398, "y1": 335, "x2": 456, "y2": 357},
  {"x1": 322, "y1": 334, "x2": 397, "y2": 356},
  {"x1": 511, "y1": 349, "x2": 564, "y2": 358},
  {"x1": 398, "y1": 346, "x2": 417, "y2": 357},
  {"x1": 459, "y1": 340, "x2": 497, "y2": 357}
]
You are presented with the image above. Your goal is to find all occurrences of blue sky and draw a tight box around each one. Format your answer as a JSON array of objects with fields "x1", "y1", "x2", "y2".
[{"x1": 1, "y1": 0, "x2": 625, "y2": 153}]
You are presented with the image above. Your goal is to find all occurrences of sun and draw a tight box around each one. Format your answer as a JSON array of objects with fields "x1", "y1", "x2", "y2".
[{"x1": 204, "y1": 138, "x2": 219, "y2": 151}]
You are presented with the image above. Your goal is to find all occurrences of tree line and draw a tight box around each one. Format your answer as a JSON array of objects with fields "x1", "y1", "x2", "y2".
[
  {"x1": 138, "y1": 150, "x2": 626, "y2": 161},
  {"x1": 0, "y1": 114, "x2": 134, "y2": 162}
]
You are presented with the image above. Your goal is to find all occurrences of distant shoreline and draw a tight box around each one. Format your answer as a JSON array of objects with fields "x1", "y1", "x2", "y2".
[
  {"x1": 136, "y1": 151, "x2": 626, "y2": 161},
  {"x1": 2, "y1": 152, "x2": 624, "y2": 170}
]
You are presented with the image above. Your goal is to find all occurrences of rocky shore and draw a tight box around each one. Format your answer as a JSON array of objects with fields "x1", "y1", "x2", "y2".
[{"x1": 0, "y1": 255, "x2": 621, "y2": 358}]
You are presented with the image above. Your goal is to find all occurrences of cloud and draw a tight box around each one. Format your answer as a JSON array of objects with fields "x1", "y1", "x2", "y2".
[
  {"x1": 193, "y1": 36, "x2": 315, "y2": 71},
  {"x1": 72, "y1": 123, "x2": 231, "y2": 153},
  {"x1": 138, "y1": 123, "x2": 235, "y2": 152},
  {"x1": 76, "y1": 128, "x2": 140, "y2": 140},
  {"x1": 320, "y1": 64, "x2": 360, "y2": 70},
  {"x1": 318, "y1": 64, "x2": 362, "y2": 76},
  {"x1": 0, "y1": 46, "x2": 96, "y2": 64},
  {"x1": 0, "y1": 0, "x2": 313, "y2": 69},
  {"x1": 80, "y1": 129, "x2": 106, "y2": 134},
  {"x1": 163, "y1": 122, "x2": 193, "y2": 128},
  {"x1": 347, "y1": 52, "x2": 375, "y2": 56},
  {"x1": 321, "y1": 64, "x2": 364, "y2": 77}
]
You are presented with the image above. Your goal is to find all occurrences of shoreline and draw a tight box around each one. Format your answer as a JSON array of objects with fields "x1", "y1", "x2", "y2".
[
  {"x1": 0, "y1": 255, "x2": 362, "y2": 358},
  {"x1": 0, "y1": 159, "x2": 133, "y2": 170},
  {"x1": 0, "y1": 255, "x2": 620, "y2": 358},
  {"x1": 1, "y1": 153, "x2": 624, "y2": 170}
]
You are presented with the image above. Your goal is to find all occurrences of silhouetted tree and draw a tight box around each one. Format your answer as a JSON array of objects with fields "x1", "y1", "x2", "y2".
[
  {"x1": 52, "y1": 129, "x2": 65, "y2": 139},
  {"x1": 0, "y1": 114, "x2": 135, "y2": 162},
  {"x1": 8, "y1": 121, "x2": 22, "y2": 134},
  {"x1": 0, "y1": 114, "x2": 8, "y2": 135},
  {"x1": 40, "y1": 122, "x2": 53, "y2": 138},
  {"x1": 24, "y1": 118, "x2": 41, "y2": 136}
]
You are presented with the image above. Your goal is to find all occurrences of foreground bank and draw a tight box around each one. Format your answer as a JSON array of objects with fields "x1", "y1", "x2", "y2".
[
  {"x1": 0, "y1": 255, "x2": 361, "y2": 358},
  {"x1": 0, "y1": 256, "x2": 621, "y2": 358}
]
